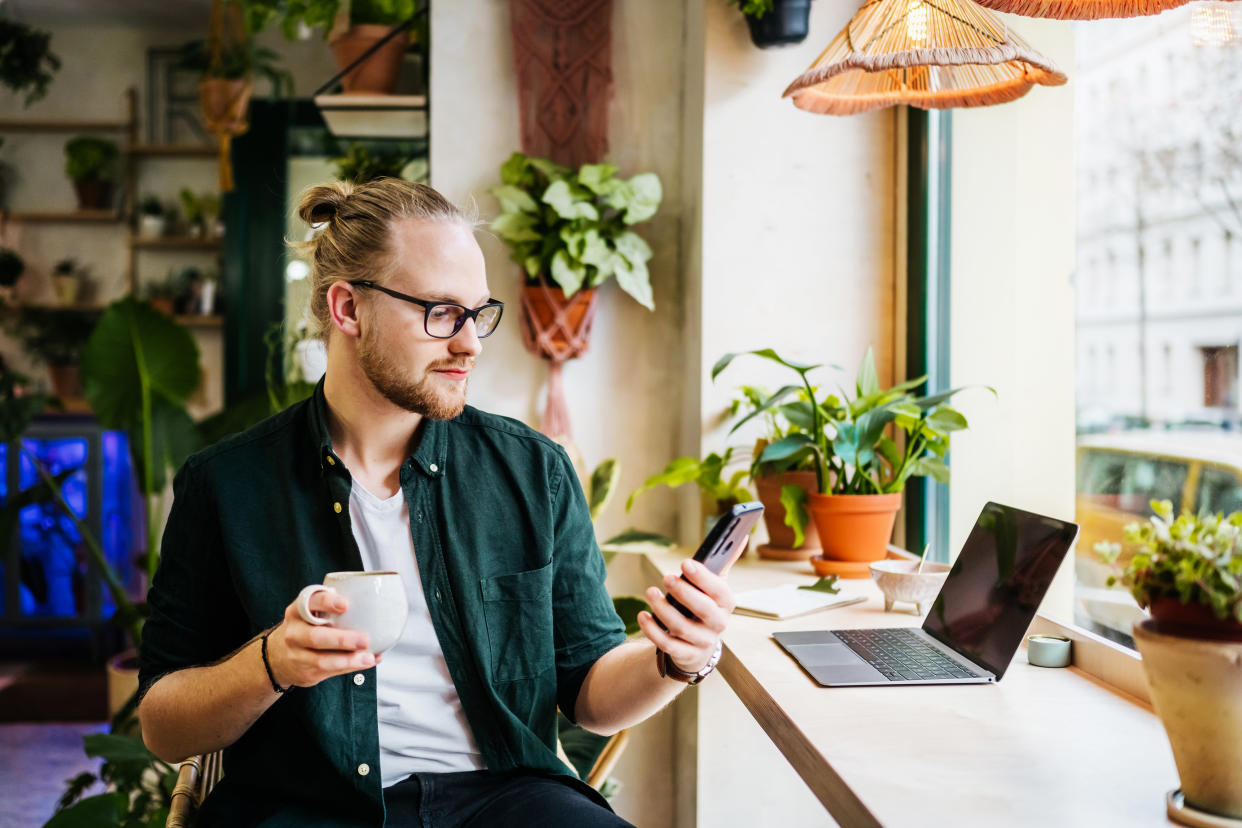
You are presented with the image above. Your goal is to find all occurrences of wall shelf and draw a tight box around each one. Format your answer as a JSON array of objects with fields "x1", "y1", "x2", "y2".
[
  {"x1": 128, "y1": 144, "x2": 216, "y2": 158},
  {"x1": 129, "y1": 237, "x2": 221, "y2": 250},
  {"x1": 5, "y1": 209, "x2": 123, "y2": 223},
  {"x1": 175, "y1": 315, "x2": 223, "y2": 328},
  {"x1": 0, "y1": 118, "x2": 130, "y2": 133}
]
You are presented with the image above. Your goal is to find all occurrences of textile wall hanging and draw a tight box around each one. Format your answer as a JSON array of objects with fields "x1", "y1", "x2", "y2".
[
  {"x1": 783, "y1": 0, "x2": 1067, "y2": 115},
  {"x1": 508, "y1": 0, "x2": 615, "y2": 439}
]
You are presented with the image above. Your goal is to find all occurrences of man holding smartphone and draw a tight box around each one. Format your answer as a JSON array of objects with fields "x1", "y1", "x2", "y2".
[{"x1": 136, "y1": 178, "x2": 736, "y2": 827}]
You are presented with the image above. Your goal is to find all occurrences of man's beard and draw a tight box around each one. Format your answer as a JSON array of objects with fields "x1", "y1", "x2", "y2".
[{"x1": 357, "y1": 325, "x2": 470, "y2": 420}]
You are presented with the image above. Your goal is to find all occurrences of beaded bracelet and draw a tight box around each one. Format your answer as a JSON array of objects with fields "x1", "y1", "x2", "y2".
[{"x1": 260, "y1": 629, "x2": 290, "y2": 694}]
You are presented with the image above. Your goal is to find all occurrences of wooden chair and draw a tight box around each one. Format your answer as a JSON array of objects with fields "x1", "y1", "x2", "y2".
[{"x1": 165, "y1": 730, "x2": 628, "y2": 827}]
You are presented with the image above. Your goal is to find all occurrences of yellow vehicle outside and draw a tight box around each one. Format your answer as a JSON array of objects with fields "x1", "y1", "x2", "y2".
[{"x1": 1075, "y1": 430, "x2": 1242, "y2": 638}]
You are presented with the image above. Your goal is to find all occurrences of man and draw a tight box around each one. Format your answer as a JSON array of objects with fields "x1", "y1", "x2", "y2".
[{"x1": 137, "y1": 178, "x2": 736, "y2": 827}]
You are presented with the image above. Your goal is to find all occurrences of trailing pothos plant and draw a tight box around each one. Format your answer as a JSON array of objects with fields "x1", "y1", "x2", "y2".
[
  {"x1": 715, "y1": 347, "x2": 990, "y2": 539},
  {"x1": 490, "y1": 151, "x2": 663, "y2": 310}
]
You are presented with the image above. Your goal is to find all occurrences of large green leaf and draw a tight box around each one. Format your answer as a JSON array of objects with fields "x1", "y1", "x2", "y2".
[
  {"x1": 84, "y1": 732, "x2": 159, "y2": 764},
  {"x1": 779, "y1": 483, "x2": 810, "y2": 548},
  {"x1": 499, "y1": 152, "x2": 534, "y2": 187},
  {"x1": 711, "y1": 349, "x2": 824, "y2": 382},
  {"x1": 613, "y1": 230, "x2": 653, "y2": 266},
  {"x1": 600, "y1": 528, "x2": 676, "y2": 549},
  {"x1": 44, "y1": 792, "x2": 126, "y2": 828},
  {"x1": 491, "y1": 184, "x2": 538, "y2": 214},
  {"x1": 926, "y1": 407, "x2": 969, "y2": 433},
  {"x1": 759, "y1": 433, "x2": 816, "y2": 464},
  {"x1": 622, "y1": 172, "x2": 662, "y2": 224},
  {"x1": 81, "y1": 298, "x2": 200, "y2": 426},
  {"x1": 626, "y1": 456, "x2": 702, "y2": 511},
  {"x1": 577, "y1": 163, "x2": 620, "y2": 195},
  {"x1": 728, "y1": 385, "x2": 800, "y2": 435},
  {"x1": 542, "y1": 180, "x2": 598, "y2": 221},
  {"x1": 613, "y1": 255, "x2": 654, "y2": 311},
  {"x1": 611, "y1": 595, "x2": 650, "y2": 636},
  {"x1": 129, "y1": 397, "x2": 202, "y2": 493},
  {"x1": 855, "y1": 347, "x2": 879, "y2": 398},
  {"x1": 580, "y1": 230, "x2": 613, "y2": 271},
  {"x1": 489, "y1": 211, "x2": 540, "y2": 242},
  {"x1": 588, "y1": 458, "x2": 619, "y2": 522},
  {"x1": 550, "y1": 250, "x2": 587, "y2": 297}
]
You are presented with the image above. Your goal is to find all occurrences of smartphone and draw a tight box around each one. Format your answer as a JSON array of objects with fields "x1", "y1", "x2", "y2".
[{"x1": 665, "y1": 501, "x2": 764, "y2": 620}]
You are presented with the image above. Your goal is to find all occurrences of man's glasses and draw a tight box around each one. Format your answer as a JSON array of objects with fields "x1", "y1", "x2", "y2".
[{"x1": 348, "y1": 280, "x2": 504, "y2": 339}]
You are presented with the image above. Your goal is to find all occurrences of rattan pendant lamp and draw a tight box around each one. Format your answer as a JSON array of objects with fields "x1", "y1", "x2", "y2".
[
  {"x1": 783, "y1": 0, "x2": 1067, "y2": 115},
  {"x1": 972, "y1": 0, "x2": 1226, "y2": 21}
]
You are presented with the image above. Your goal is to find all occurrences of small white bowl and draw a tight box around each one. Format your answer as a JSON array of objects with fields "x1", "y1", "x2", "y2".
[{"x1": 870, "y1": 559, "x2": 952, "y2": 615}]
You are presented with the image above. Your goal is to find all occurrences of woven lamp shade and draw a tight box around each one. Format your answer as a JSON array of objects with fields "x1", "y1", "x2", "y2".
[
  {"x1": 973, "y1": 0, "x2": 1205, "y2": 21},
  {"x1": 783, "y1": 0, "x2": 1068, "y2": 116}
]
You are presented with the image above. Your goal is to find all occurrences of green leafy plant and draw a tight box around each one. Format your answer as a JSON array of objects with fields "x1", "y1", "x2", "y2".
[
  {"x1": 1096, "y1": 500, "x2": 1242, "y2": 623},
  {"x1": 0, "y1": 19, "x2": 61, "y2": 106},
  {"x1": 82, "y1": 298, "x2": 204, "y2": 584},
  {"x1": 179, "y1": 188, "x2": 203, "y2": 224},
  {"x1": 490, "y1": 152, "x2": 663, "y2": 310},
  {"x1": 138, "y1": 196, "x2": 164, "y2": 217},
  {"x1": 226, "y1": 0, "x2": 420, "y2": 38},
  {"x1": 44, "y1": 733, "x2": 178, "y2": 828},
  {"x1": 176, "y1": 37, "x2": 293, "y2": 97},
  {"x1": 63, "y1": 137, "x2": 119, "y2": 183},
  {"x1": 8, "y1": 306, "x2": 98, "y2": 366},
  {"x1": 332, "y1": 142, "x2": 411, "y2": 183},
  {"x1": 730, "y1": 383, "x2": 819, "y2": 480},
  {"x1": 0, "y1": 246, "x2": 24, "y2": 287},
  {"x1": 626, "y1": 447, "x2": 753, "y2": 517},
  {"x1": 726, "y1": 0, "x2": 775, "y2": 18}
]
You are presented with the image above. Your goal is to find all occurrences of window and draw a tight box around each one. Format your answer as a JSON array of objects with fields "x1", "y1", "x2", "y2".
[{"x1": 1073, "y1": 9, "x2": 1242, "y2": 645}]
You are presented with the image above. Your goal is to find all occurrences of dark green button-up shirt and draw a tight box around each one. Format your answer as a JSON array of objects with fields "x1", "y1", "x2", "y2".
[{"x1": 139, "y1": 383, "x2": 626, "y2": 827}]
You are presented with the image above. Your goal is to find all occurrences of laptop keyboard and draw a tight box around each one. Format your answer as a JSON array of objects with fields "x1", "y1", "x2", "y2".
[{"x1": 834, "y1": 628, "x2": 986, "y2": 681}]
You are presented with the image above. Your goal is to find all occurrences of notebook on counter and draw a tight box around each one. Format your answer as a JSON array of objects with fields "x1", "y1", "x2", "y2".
[{"x1": 733, "y1": 583, "x2": 866, "y2": 620}]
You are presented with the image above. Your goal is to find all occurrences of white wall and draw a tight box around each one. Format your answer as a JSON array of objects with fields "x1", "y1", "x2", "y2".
[{"x1": 947, "y1": 17, "x2": 1078, "y2": 619}]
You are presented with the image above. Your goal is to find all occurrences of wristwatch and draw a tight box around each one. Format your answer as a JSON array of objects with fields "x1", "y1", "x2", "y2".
[{"x1": 657, "y1": 642, "x2": 723, "y2": 685}]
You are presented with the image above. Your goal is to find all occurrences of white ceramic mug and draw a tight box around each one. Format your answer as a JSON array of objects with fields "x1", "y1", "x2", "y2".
[{"x1": 295, "y1": 571, "x2": 408, "y2": 654}]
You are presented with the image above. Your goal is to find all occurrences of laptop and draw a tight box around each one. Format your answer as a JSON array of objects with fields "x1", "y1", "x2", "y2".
[{"x1": 773, "y1": 502, "x2": 1079, "y2": 687}]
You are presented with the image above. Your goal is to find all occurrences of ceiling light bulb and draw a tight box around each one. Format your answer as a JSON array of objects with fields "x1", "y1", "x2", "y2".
[{"x1": 1190, "y1": 1, "x2": 1237, "y2": 46}]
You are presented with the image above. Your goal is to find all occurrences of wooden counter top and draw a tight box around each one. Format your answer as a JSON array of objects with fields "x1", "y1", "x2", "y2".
[{"x1": 642, "y1": 549, "x2": 1179, "y2": 827}]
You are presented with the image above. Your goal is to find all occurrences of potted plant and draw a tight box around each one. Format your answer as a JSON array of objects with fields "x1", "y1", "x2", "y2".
[
  {"x1": 51, "y1": 257, "x2": 82, "y2": 305},
  {"x1": 727, "y1": 0, "x2": 814, "y2": 49},
  {"x1": 0, "y1": 246, "x2": 24, "y2": 302},
  {"x1": 626, "y1": 447, "x2": 754, "y2": 539},
  {"x1": 730, "y1": 384, "x2": 823, "y2": 560},
  {"x1": 200, "y1": 192, "x2": 223, "y2": 238},
  {"x1": 490, "y1": 151, "x2": 662, "y2": 357},
  {"x1": 715, "y1": 347, "x2": 983, "y2": 577},
  {"x1": 228, "y1": 0, "x2": 419, "y2": 94},
  {"x1": 179, "y1": 188, "x2": 204, "y2": 238},
  {"x1": 137, "y1": 195, "x2": 166, "y2": 238},
  {"x1": 178, "y1": 36, "x2": 292, "y2": 136},
  {"x1": 333, "y1": 141, "x2": 411, "y2": 183},
  {"x1": 8, "y1": 306, "x2": 100, "y2": 401},
  {"x1": 144, "y1": 271, "x2": 181, "y2": 315},
  {"x1": 0, "y1": 19, "x2": 61, "y2": 107},
  {"x1": 63, "y1": 136, "x2": 119, "y2": 211},
  {"x1": 1097, "y1": 502, "x2": 1242, "y2": 819}
]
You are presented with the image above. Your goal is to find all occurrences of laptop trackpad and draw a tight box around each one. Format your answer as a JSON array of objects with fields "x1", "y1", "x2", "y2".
[{"x1": 785, "y1": 643, "x2": 862, "y2": 667}]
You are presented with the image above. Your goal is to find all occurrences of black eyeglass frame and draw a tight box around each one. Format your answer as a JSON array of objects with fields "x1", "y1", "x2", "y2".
[{"x1": 347, "y1": 280, "x2": 504, "y2": 339}]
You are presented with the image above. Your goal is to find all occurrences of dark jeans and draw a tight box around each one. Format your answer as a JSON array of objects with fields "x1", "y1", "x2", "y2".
[{"x1": 383, "y1": 769, "x2": 635, "y2": 827}]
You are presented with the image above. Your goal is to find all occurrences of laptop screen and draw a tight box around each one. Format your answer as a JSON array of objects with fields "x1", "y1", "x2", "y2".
[{"x1": 921, "y1": 502, "x2": 1079, "y2": 679}]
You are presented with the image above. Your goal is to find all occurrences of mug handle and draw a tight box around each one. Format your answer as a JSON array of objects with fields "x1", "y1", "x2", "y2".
[{"x1": 295, "y1": 584, "x2": 336, "y2": 626}]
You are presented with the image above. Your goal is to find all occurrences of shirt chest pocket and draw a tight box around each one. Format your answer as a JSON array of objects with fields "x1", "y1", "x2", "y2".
[{"x1": 480, "y1": 562, "x2": 554, "y2": 683}]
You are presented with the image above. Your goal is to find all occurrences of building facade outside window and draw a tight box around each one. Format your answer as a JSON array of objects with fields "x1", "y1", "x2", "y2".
[{"x1": 1073, "y1": 4, "x2": 1242, "y2": 646}]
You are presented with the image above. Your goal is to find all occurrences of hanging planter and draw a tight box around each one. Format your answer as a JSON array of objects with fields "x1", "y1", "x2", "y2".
[
  {"x1": 490, "y1": 152, "x2": 662, "y2": 439},
  {"x1": 740, "y1": 0, "x2": 814, "y2": 48}
]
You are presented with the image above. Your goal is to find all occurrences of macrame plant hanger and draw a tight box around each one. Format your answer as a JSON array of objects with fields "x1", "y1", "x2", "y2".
[
  {"x1": 508, "y1": 0, "x2": 614, "y2": 441},
  {"x1": 201, "y1": 0, "x2": 251, "y2": 192}
]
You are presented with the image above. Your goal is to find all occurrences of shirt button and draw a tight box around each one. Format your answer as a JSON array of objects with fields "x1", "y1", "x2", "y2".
[
  {"x1": 357, "y1": 763, "x2": 370, "y2": 777},
  {"x1": 429, "y1": 463, "x2": 439, "y2": 473},
  {"x1": 326, "y1": 455, "x2": 336, "y2": 466},
  {"x1": 333, "y1": 502, "x2": 342, "y2": 514},
  {"x1": 353, "y1": 673, "x2": 365, "y2": 686}
]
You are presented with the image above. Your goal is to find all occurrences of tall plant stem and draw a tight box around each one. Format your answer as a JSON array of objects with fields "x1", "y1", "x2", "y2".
[
  {"x1": 128, "y1": 325, "x2": 159, "y2": 584},
  {"x1": 25, "y1": 449, "x2": 142, "y2": 647}
]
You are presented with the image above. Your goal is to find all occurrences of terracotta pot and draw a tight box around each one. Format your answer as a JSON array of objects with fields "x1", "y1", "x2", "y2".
[
  {"x1": 755, "y1": 471, "x2": 821, "y2": 559},
  {"x1": 149, "y1": 297, "x2": 175, "y2": 316},
  {"x1": 199, "y1": 78, "x2": 252, "y2": 135},
  {"x1": 331, "y1": 24, "x2": 409, "y2": 95},
  {"x1": 1149, "y1": 597, "x2": 1242, "y2": 642},
  {"x1": 806, "y1": 492, "x2": 902, "y2": 578},
  {"x1": 1133, "y1": 619, "x2": 1242, "y2": 818},
  {"x1": 520, "y1": 284, "x2": 599, "y2": 362},
  {"x1": 48, "y1": 363, "x2": 83, "y2": 400},
  {"x1": 72, "y1": 179, "x2": 114, "y2": 211}
]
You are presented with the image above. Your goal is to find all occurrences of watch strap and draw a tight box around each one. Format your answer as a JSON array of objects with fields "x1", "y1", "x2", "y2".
[{"x1": 656, "y1": 642, "x2": 723, "y2": 685}]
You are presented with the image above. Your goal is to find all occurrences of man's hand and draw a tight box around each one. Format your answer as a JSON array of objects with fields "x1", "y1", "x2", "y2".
[
  {"x1": 637, "y1": 559, "x2": 737, "y2": 673},
  {"x1": 266, "y1": 590, "x2": 380, "y2": 689}
]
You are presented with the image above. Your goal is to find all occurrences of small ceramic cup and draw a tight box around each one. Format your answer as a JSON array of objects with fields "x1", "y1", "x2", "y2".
[
  {"x1": 1027, "y1": 634, "x2": 1072, "y2": 668},
  {"x1": 295, "y1": 571, "x2": 408, "y2": 654}
]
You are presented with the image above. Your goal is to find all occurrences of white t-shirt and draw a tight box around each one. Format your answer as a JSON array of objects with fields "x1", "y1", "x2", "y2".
[{"x1": 349, "y1": 481, "x2": 485, "y2": 786}]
